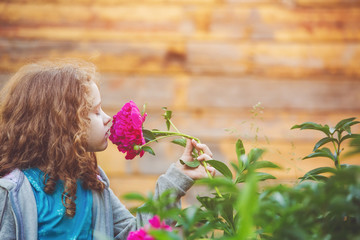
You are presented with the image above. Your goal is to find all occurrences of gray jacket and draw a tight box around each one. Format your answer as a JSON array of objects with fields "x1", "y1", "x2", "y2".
[{"x1": 0, "y1": 164, "x2": 193, "y2": 240}]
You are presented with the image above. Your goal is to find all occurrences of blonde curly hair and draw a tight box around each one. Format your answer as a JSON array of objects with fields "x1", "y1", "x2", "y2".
[{"x1": 0, "y1": 59, "x2": 105, "y2": 217}]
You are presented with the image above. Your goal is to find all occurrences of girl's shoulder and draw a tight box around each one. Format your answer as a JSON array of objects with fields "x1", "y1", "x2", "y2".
[{"x1": 97, "y1": 166, "x2": 110, "y2": 188}]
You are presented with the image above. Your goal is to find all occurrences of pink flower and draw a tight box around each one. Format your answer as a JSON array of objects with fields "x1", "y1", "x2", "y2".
[
  {"x1": 148, "y1": 215, "x2": 172, "y2": 231},
  {"x1": 127, "y1": 215, "x2": 172, "y2": 240},
  {"x1": 127, "y1": 229, "x2": 154, "y2": 240},
  {"x1": 109, "y1": 101, "x2": 147, "y2": 160}
]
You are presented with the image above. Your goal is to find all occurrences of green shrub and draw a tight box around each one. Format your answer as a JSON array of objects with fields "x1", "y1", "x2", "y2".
[{"x1": 123, "y1": 117, "x2": 360, "y2": 240}]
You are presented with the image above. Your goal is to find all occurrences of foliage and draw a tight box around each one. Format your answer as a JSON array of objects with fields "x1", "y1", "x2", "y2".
[
  {"x1": 122, "y1": 116, "x2": 360, "y2": 240},
  {"x1": 291, "y1": 117, "x2": 360, "y2": 181}
]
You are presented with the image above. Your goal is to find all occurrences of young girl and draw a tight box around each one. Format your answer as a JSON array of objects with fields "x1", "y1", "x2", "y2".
[{"x1": 0, "y1": 59, "x2": 215, "y2": 240}]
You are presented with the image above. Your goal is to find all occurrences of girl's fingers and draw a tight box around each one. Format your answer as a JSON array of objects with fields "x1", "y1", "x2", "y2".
[
  {"x1": 197, "y1": 153, "x2": 212, "y2": 161},
  {"x1": 191, "y1": 139, "x2": 213, "y2": 158},
  {"x1": 183, "y1": 139, "x2": 193, "y2": 155},
  {"x1": 207, "y1": 166, "x2": 216, "y2": 176}
]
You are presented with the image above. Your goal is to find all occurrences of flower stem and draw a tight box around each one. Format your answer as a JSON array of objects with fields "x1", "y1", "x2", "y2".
[
  {"x1": 169, "y1": 119, "x2": 181, "y2": 134},
  {"x1": 195, "y1": 139, "x2": 223, "y2": 198},
  {"x1": 331, "y1": 133, "x2": 340, "y2": 169},
  {"x1": 142, "y1": 131, "x2": 200, "y2": 147}
]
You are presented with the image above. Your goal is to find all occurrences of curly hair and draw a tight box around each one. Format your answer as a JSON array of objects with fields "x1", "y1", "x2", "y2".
[{"x1": 0, "y1": 59, "x2": 105, "y2": 217}]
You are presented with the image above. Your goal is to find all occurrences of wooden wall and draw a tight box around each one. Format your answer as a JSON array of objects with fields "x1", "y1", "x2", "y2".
[{"x1": 1, "y1": 0, "x2": 360, "y2": 205}]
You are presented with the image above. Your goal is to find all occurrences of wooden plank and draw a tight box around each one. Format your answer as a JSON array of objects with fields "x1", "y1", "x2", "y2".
[
  {"x1": 295, "y1": 0, "x2": 360, "y2": 7},
  {"x1": 3, "y1": 0, "x2": 360, "y2": 7},
  {"x1": 0, "y1": 0, "x2": 282, "y2": 6},
  {"x1": 5, "y1": 72, "x2": 358, "y2": 113},
  {"x1": 2, "y1": 40, "x2": 360, "y2": 78},
  {"x1": 0, "y1": 0, "x2": 220, "y2": 5},
  {"x1": 187, "y1": 42, "x2": 360, "y2": 77},
  {"x1": 95, "y1": 74, "x2": 360, "y2": 111},
  {"x1": 0, "y1": 40, "x2": 187, "y2": 74},
  {"x1": 0, "y1": 3, "x2": 185, "y2": 26},
  {"x1": 210, "y1": 6, "x2": 360, "y2": 41},
  {"x1": 1, "y1": 3, "x2": 360, "y2": 42},
  {"x1": 187, "y1": 75, "x2": 360, "y2": 109}
]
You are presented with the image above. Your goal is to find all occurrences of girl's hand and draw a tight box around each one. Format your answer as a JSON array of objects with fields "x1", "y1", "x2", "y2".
[{"x1": 176, "y1": 139, "x2": 216, "y2": 180}]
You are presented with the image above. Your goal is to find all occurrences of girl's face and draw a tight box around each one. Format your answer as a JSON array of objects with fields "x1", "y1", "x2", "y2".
[{"x1": 86, "y1": 82, "x2": 112, "y2": 152}]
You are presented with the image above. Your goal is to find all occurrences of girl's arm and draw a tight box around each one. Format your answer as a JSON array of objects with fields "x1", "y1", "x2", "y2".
[{"x1": 111, "y1": 164, "x2": 194, "y2": 239}]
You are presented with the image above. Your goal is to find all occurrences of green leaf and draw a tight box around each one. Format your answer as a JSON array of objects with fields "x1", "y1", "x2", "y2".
[
  {"x1": 190, "y1": 221, "x2": 216, "y2": 240},
  {"x1": 339, "y1": 134, "x2": 360, "y2": 144},
  {"x1": 141, "y1": 103, "x2": 147, "y2": 117},
  {"x1": 142, "y1": 146, "x2": 155, "y2": 155},
  {"x1": 291, "y1": 122, "x2": 330, "y2": 136},
  {"x1": 122, "y1": 192, "x2": 146, "y2": 201},
  {"x1": 340, "y1": 164, "x2": 352, "y2": 169},
  {"x1": 301, "y1": 167, "x2": 337, "y2": 181},
  {"x1": 303, "y1": 148, "x2": 336, "y2": 162},
  {"x1": 162, "y1": 107, "x2": 172, "y2": 120},
  {"x1": 255, "y1": 172, "x2": 276, "y2": 181},
  {"x1": 236, "y1": 139, "x2": 246, "y2": 161},
  {"x1": 149, "y1": 230, "x2": 182, "y2": 240},
  {"x1": 142, "y1": 129, "x2": 156, "y2": 142},
  {"x1": 239, "y1": 155, "x2": 248, "y2": 171},
  {"x1": 171, "y1": 138, "x2": 187, "y2": 147},
  {"x1": 197, "y1": 177, "x2": 237, "y2": 191},
  {"x1": 248, "y1": 148, "x2": 265, "y2": 164},
  {"x1": 222, "y1": 203, "x2": 235, "y2": 231},
  {"x1": 342, "y1": 121, "x2": 360, "y2": 134},
  {"x1": 299, "y1": 175, "x2": 329, "y2": 182},
  {"x1": 230, "y1": 162, "x2": 240, "y2": 173},
  {"x1": 235, "y1": 169, "x2": 259, "y2": 239},
  {"x1": 350, "y1": 136, "x2": 360, "y2": 146},
  {"x1": 206, "y1": 160, "x2": 233, "y2": 179},
  {"x1": 181, "y1": 159, "x2": 201, "y2": 168},
  {"x1": 165, "y1": 120, "x2": 171, "y2": 131},
  {"x1": 197, "y1": 196, "x2": 217, "y2": 210},
  {"x1": 313, "y1": 137, "x2": 338, "y2": 151},
  {"x1": 253, "y1": 160, "x2": 281, "y2": 170},
  {"x1": 162, "y1": 107, "x2": 173, "y2": 131},
  {"x1": 334, "y1": 117, "x2": 356, "y2": 131},
  {"x1": 235, "y1": 175, "x2": 246, "y2": 184}
]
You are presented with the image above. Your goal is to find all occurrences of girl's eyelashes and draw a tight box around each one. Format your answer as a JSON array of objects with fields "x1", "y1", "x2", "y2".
[{"x1": 93, "y1": 106, "x2": 101, "y2": 115}]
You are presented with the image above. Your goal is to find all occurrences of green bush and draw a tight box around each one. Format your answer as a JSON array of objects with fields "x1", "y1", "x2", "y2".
[{"x1": 123, "y1": 118, "x2": 360, "y2": 240}]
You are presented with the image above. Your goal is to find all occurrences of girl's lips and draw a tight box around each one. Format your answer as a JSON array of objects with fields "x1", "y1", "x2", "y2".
[{"x1": 105, "y1": 129, "x2": 110, "y2": 139}]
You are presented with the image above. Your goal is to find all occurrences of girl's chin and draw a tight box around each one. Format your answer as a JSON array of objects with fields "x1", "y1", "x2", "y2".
[{"x1": 87, "y1": 141, "x2": 108, "y2": 152}]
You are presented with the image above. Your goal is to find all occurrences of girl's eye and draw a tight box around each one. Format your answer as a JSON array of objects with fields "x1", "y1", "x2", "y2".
[
  {"x1": 94, "y1": 108, "x2": 101, "y2": 116},
  {"x1": 96, "y1": 107, "x2": 103, "y2": 116}
]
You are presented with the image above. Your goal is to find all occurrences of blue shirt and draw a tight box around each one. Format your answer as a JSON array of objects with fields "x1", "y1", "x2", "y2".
[{"x1": 22, "y1": 168, "x2": 93, "y2": 240}]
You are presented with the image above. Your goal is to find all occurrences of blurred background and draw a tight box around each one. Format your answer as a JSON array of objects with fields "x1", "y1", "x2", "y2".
[{"x1": 0, "y1": 0, "x2": 359, "y2": 205}]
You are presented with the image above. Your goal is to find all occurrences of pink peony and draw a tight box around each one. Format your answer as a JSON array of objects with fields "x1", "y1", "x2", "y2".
[
  {"x1": 109, "y1": 100, "x2": 147, "y2": 160},
  {"x1": 127, "y1": 215, "x2": 172, "y2": 240}
]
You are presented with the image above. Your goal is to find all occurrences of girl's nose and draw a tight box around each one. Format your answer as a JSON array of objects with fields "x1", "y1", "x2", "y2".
[{"x1": 104, "y1": 112, "x2": 111, "y2": 126}]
